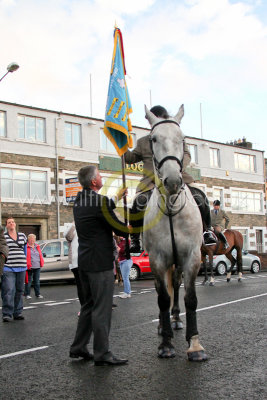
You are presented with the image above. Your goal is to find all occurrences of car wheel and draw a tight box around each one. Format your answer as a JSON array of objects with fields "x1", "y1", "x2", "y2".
[
  {"x1": 216, "y1": 262, "x2": 227, "y2": 276},
  {"x1": 129, "y1": 265, "x2": 140, "y2": 281},
  {"x1": 251, "y1": 261, "x2": 260, "y2": 274}
]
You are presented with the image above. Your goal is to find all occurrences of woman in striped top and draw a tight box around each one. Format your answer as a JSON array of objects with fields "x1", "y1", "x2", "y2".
[{"x1": 2, "y1": 217, "x2": 27, "y2": 322}]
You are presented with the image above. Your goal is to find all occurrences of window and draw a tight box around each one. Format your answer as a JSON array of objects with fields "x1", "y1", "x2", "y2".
[
  {"x1": 237, "y1": 229, "x2": 249, "y2": 250},
  {"x1": 0, "y1": 111, "x2": 6, "y2": 137},
  {"x1": 18, "y1": 115, "x2": 45, "y2": 142},
  {"x1": 65, "y1": 122, "x2": 81, "y2": 147},
  {"x1": 64, "y1": 241, "x2": 69, "y2": 256},
  {"x1": 100, "y1": 129, "x2": 117, "y2": 154},
  {"x1": 1, "y1": 168, "x2": 47, "y2": 201},
  {"x1": 42, "y1": 242, "x2": 61, "y2": 258},
  {"x1": 234, "y1": 153, "x2": 256, "y2": 172},
  {"x1": 232, "y1": 190, "x2": 262, "y2": 213},
  {"x1": 213, "y1": 188, "x2": 223, "y2": 205},
  {"x1": 209, "y1": 148, "x2": 220, "y2": 167},
  {"x1": 188, "y1": 144, "x2": 198, "y2": 164},
  {"x1": 101, "y1": 175, "x2": 139, "y2": 207}
]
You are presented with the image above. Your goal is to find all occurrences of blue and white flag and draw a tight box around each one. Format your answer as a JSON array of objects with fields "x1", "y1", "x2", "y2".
[{"x1": 104, "y1": 28, "x2": 133, "y2": 157}]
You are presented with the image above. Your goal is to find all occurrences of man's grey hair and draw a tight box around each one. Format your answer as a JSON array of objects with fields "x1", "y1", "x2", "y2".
[
  {"x1": 28, "y1": 234, "x2": 36, "y2": 239},
  {"x1": 78, "y1": 165, "x2": 97, "y2": 188}
]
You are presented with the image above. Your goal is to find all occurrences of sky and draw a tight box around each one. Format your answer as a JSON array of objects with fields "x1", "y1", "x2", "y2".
[{"x1": 0, "y1": 0, "x2": 267, "y2": 154}]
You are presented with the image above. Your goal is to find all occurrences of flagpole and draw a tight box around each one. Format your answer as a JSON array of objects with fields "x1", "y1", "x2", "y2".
[{"x1": 121, "y1": 154, "x2": 131, "y2": 259}]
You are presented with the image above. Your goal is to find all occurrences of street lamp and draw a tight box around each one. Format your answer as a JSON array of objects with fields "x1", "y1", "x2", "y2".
[
  {"x1": 0, "y1": 62, "x2": 20, "y2": 82},
  {"x1": 0, "y1": 62, "x2": 20, "y2": 225}
]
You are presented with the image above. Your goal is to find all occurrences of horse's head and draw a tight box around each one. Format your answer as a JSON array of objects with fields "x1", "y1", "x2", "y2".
[{"x1": 145, "y1": 104, "x2": 185, "y2": 195}]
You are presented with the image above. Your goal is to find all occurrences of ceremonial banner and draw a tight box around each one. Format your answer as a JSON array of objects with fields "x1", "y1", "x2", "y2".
[{"x1": 104, "y1": 27, "x2": 133, "y2": 156}]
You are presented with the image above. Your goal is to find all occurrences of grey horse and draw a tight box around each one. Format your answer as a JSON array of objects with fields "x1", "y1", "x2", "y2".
[{"x1": 143, "y1": 105, "x2": 207, "y2": 361}]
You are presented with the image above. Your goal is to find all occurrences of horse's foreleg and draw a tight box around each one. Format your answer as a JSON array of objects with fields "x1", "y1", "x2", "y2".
[
  {"x1": 236, "y1": 248, "x2": 243, "y2": 282},
  {"x1": 171, "y1": 269, "x2": 183, "y2": 330},
  {"x1": 184, "y1": 270, "x2": 207, "y2": 362},
  {"x1": 226, "y1": 253, "x2": 236, "y2": 282},
  {"x1": 201, "y1": 257, "x2": 208, "y2": 285},
  {"x1": 209, "y1": 254, "x2": 215, "y2": 286},
  {"x1": 156, "y1": 278, "x2": 175, "y2": 358}
]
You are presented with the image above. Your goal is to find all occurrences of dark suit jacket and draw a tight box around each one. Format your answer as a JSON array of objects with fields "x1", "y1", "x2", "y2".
[{"x1": 73, "y1": 189, "x2": 127, "y2": 272}]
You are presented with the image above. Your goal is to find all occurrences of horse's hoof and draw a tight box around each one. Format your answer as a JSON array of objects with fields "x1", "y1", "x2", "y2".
[
  {"x1": 158, "y1": 327, "x2": 162, "y2": 336},
  {"x1": 201, "y1": 280, "x2": 208, "y2": 286},
  {"x1": 172, "y1": 320, "x2": 183, "y2": 330},
  {"x1": 187, "y1": 350, "x2": 208, "y2": 362},
  {"x1": 238, "y1": 278, "x2": 242, "y2": 282},
  {"x1": 227, "y1": 278, "x2": 231, "y2": 283},
  {"x1": 209, "y1": 281, "x2": 215, "y2": 286},
  {"x1": 158, "y1": 346, "x2": 176, "y2": 358}
]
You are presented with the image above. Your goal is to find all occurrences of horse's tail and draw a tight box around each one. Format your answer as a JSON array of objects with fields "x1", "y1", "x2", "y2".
[{"x1": 166, "y1": 266, "x2": 174, "y2": 310}]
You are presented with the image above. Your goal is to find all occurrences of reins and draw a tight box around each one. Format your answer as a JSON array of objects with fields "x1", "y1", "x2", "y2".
[{"x1": 150, "y1": 119, "x2": 186, "y2": 270}]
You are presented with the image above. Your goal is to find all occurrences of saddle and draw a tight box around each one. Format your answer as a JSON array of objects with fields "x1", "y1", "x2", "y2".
[{"x1": 203, "y1": 231, "x2": 217, "y2": 246}]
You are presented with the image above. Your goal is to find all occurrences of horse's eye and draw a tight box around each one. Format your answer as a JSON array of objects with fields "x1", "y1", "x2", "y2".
[{"x1": 152, "y1": 137, "x2": 157, "y2": 143}]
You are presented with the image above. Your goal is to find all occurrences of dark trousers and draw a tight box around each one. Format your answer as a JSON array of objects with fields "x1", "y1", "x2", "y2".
[
  {"x1": 24, "y1": 268, "x2": 41, "y2": 296},
  {"x1": 70, "y1": 269, "x2": 114, "y2": 361},
  {"x1": 188, "y1": 186, "x2": 211, "y2": 230},
  {"x1": 71, "y1": 267, "x2": 85, "y2": 306}
]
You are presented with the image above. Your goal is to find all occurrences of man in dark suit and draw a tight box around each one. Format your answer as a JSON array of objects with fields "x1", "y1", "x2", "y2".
[{"x1": 69, "y1": 165, "x2": 129, "y2": 366}]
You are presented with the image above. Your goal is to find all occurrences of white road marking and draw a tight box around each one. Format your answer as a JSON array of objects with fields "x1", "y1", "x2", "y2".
[
  {"x1": 64, "y1": 298, "x2": 78, "y2": 301},
  {"x1": 29, "y1": 301, "x2": 56, "y2": 305},
  {"x1": 152, "y1": 292, "x2": 267, "y2": 322},
  {"x1": 45, "y1": 302, "x2": 71, "y2": 306},
  {"x1": 0, "y1": 346, "x2": 49, "y2": 360},
  {"x1": 22, "y1": 306, "x2": 37, "y2": 310}
]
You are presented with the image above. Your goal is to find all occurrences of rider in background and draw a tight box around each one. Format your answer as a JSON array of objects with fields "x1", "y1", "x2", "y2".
[
  {"x1": 124, "y1": 105, "x2": 214, "y2": 253},
  {"x1": 211, "y1": 200, "x2": 230, "y2": 249}
]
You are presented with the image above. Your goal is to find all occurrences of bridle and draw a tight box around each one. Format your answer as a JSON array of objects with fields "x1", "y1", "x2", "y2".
[
  {"x1": 149, "y1": 119, "x2": 187, "y2": 270},
  {"x1": 149, "y1": 120, "x2": 185, "y2": 181}
]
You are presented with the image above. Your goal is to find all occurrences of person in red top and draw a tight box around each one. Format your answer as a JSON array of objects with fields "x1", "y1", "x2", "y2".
[
  {"x1": 118, "y1": 237, "x2": 133, "y2": 299},
  {"x1": 24, "y1": 234, "x2": 44, "y2": 299}
]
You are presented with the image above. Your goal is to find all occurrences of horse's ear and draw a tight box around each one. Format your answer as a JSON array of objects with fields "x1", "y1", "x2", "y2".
[
  {"x1": 174, "y1": 104, "x2": 184, "y2": 124},
  {"x1": 144, "y1": 105, "x2": 159, "y2": 127}
]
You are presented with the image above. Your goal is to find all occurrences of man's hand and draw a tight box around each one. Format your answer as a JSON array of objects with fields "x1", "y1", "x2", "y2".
[{"x1": 115, "y1": 187, "x2": 128, "y2": 202}]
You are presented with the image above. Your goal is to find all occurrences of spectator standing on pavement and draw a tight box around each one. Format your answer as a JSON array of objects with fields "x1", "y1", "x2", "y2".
[
  {"x1": 0, "y1": 225, "x2": 9, "y2": 276},
  {"x1": 1, "y1": 217, "x2": 27, "y2": 322},
  {"x1": 24, "y1": 234, "x2": 44, "y2": 299},
  {"x1": 118, "y1": 237, "x2": 133, "y2": 299},
  {"x1": 69, "y1": 165, "x2": 129, "y2": 366},
  {"x1": 64, "y1": 222, "x2": 85, "y2": 310}
]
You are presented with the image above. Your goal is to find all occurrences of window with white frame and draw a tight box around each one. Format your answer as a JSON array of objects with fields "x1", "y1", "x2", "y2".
[
  {"x1": 18, "y1": 115, "x2": 45, "y2": 142},
  {"x1": 236, "y1": 228, "x2": 249, "y2": 250},
  {"x1": 1, "y1": 168, "x2": 47, "y2": 201},
  {"x1": 65, "y1": 122, "x2": 82, "y2": 147},
  {"x1": 101, "y1": 175, "x2": 139, "y2": 207},
  {"x1": 213, "y1": 188, "x2": 224, "y2": 205},
  {"x1": 188, "y1": 144, "x2": 198, "y2": 164},
  {"x1": 0, "y1": 111, "x2": 6, "y2": 137},
  {"x1": 100, "y1": 129, "x2": 117, "y2": 154},
  {"x1": 231, "y1": 190, "x2": 262, "y2": 213},
  {"x1": 209, "y1": 148, "x2": 220, "y2": 167},
  {"x1": 234, "y1": 153, "x2": 256, "y2": 172}
]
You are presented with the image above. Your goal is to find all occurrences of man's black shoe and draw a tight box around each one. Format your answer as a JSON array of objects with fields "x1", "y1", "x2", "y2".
[
  {"x1": 69, "y1": 351, "x2": 94, "y2": 361},
  {"x1": 13, "y1": 315, "x2": 25, "y2": 320},
  {"x1": 95, "y1": 356, "x2": 128, "y2": 366}
]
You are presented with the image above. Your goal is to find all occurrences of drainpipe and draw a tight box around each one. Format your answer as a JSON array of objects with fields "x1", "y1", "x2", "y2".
[{"x1": 55, "y1": 115, "x2": 62, "y2": 238}]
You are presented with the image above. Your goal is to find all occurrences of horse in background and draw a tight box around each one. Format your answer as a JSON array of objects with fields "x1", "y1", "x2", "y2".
[
  {"x1": 201, "y1": 229, "x2": 243, "y2": 285},
  {"x1": 143, "y1": 105, "x2": 207, "y2": 362}
]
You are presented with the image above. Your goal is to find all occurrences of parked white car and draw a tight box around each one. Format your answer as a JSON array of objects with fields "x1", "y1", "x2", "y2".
[{"x1": 209, "y1": 250, "x2": 261, "y2": 276}]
